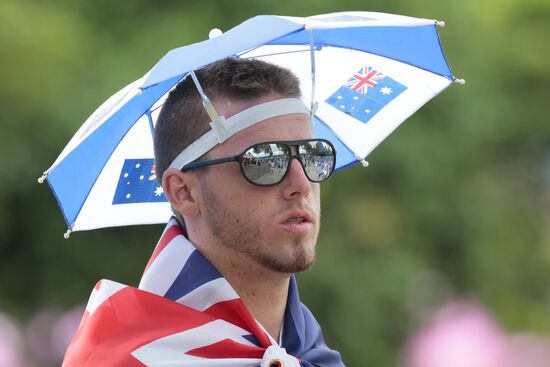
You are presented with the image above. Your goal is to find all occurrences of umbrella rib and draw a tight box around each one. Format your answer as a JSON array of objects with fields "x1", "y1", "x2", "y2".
[
  {"x1": 308, "y1": 28, "x2": 317, "y2": 116},
  {"x1": 146, "y1": 110, "x2": 155, "y2": 138}
]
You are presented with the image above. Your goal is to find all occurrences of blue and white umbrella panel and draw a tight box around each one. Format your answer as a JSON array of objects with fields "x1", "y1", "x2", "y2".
[{"x1": 41, "y1": 12, "x2": 460, "y2": 233}]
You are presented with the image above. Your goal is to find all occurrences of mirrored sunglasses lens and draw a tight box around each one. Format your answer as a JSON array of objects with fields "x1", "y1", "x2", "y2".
[
  {"x1": 299, "y1": 140, "x2": 335, "y2": 182},
  {"x1": 241, "y1": 143, "x2": 289, "y2": 185}
]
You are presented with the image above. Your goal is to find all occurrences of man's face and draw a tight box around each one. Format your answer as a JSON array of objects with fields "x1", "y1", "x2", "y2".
[{"x1": 197, "y1": 95, "x2": 320, "y2": 274}]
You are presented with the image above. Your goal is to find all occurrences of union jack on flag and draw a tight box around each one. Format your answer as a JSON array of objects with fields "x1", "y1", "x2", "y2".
[
  {"x1": 345, "y1": 66, "x2": 385, "y2": 94},
  {"x1": 62, "y1": 218, "x2": 343, "y2": 367}
]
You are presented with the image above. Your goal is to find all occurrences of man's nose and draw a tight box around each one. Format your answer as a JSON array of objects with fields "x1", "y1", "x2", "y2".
[{"x1": 281, "y1": 157, "x2": 312, "y2": 199}]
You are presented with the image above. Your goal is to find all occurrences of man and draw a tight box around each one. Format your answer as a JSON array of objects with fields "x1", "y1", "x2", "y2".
[{"x1": 63, "y1": 58, "x2": 343, "y2": 366}]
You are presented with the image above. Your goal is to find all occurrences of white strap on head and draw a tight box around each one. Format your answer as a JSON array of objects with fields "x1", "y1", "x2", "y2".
[{"x1": 168, "y1": 98, "x2": 309, "y2": 171}]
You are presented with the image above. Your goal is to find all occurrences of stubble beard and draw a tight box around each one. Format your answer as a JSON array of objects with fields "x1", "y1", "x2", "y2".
[{"x1": 200, "y1": 184, "x2": 317, "y2": 274}]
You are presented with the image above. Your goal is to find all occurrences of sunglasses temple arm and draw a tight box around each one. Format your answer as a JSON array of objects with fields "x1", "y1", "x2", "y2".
[{"x1": 182, "y1": 156, "x2": 240, "y2": 171}]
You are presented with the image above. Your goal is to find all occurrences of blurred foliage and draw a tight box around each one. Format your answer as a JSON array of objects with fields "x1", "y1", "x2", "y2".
[{"x1": 1, "y1": 0, "x2": 549, "y2": 366}]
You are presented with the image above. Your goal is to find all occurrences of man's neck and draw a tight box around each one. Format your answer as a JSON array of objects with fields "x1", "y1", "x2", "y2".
[
  {"x1": 221, "y1": 264, "x2": 290, "y2": 341},
  {"x1": 189, "y1": 234, "x2": 290, "y2": 340}
]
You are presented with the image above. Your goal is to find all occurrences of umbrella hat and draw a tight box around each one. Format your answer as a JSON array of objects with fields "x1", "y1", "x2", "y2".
[{"x1": 39, "y1": 11, "x2": 463, "y2": 235}]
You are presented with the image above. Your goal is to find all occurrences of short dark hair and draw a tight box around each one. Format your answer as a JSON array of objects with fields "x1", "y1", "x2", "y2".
[{"x1": 153, "y1": 57, "x2": 302, "y2": 183}]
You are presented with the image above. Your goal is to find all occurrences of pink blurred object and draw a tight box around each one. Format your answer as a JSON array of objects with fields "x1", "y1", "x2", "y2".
[
  {"x1": 508, "y1": 334, "x2": 550, "y2": 367},
  {"x1": 0, "y1": 312, "x2": 24, "y2": 367},
  {"x1": 26, "y1": 308, "x2": 62, "y2": 364},
  {"x1": 25, "y1": 305, "x2": 84, "y2": 365},
  {"x1": 51, "y1": 305, "x2": 85, "y2": 359},
  {"x1": 404, "y1": 301, "x2": 514, "y2": 367}
]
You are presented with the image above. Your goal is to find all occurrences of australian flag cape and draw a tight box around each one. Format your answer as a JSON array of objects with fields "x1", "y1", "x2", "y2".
[{"x1": 62, "y1": 217, "x2": 344, "y2": 366}]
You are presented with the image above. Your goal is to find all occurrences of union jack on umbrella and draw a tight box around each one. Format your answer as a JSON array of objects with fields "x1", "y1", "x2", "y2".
[{"x1": 345, "y1": 66, "x2": 385, "y2": 94}]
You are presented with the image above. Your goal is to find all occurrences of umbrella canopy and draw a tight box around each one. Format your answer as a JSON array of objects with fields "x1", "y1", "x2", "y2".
[{"x1": 40, "y1": 11, "x2": 462, "y2": 234}]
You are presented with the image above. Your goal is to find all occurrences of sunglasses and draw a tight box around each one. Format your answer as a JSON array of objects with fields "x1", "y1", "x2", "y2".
[{"x1": 182, "y1": 139, "x2": 336, "y2": 186}]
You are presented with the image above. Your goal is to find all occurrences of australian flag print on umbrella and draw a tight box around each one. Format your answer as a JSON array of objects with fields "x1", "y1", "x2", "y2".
[
  {"x1": 112, "y1": 159, "x2": 167, "y2": 204},
  {"x1": 326, "y1": 66, "x2": 407, "y2": 124}
]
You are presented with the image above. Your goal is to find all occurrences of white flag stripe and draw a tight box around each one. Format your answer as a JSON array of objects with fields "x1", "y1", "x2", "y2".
[
  {"x1": 139, "y1": 233, "x2": 195, "y2": 296},
  {"x1": 176, "y1": 278, "x2": 240, "y2": 311},
  {"x1": 131, "y1": 319, "x2": 258, "y2": 366},
  {"x1": 140, "y1": 358, "x2": 260, "y2": 367},
  {"x1": 85, "y1": 280, "x2": 126, "y2": 315}
]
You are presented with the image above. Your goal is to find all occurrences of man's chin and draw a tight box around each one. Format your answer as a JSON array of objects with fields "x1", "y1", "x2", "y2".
[
  {"x1": 261, "y1": 258, "x2": 315, "y2": 274},
  {"x1": 257, "y1": 243, "x2": 316, "y2": 274},
  {"x1": 287, "y1": 258, "x2": 315, "y2": 273}
]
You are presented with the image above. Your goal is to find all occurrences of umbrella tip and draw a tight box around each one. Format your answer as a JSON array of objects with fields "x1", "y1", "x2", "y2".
[
  {"x1": 209, "y1": 28, "x2": 223, "y2": 39},
  {"x1": 37, "y1": 173, "x2": 47, "y2": 184},
  {"x1": 454, "y1": 78, "x2": 466, "y2": 85},
  {"x1": 360, "y1": 159, "x2": 369, "y2": 168},
  {"x1": 64, "y1": 228, "x2": 72, "y2": 239},
  {"x1": 436, "y1": 20, "x2": 446, "y2": 27}
]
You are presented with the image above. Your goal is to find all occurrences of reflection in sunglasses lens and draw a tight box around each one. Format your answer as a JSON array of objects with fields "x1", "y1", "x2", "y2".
[
  {"x1": 242, "y1": 144, "x2": 289, "y2": 185},
  {"x1": 300, "y1": 141, "x2": 335, "y2": 182}
]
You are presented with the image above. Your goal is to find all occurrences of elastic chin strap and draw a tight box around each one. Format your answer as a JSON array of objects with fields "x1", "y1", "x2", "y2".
[{"x1": 167, "y1": 97, "x2": 310, "y2": 171}]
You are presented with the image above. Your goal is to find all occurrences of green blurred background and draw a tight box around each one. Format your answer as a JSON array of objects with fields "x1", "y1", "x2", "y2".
[{"x1": 1, "y1": 0, "x2": 549, "y2": 366}]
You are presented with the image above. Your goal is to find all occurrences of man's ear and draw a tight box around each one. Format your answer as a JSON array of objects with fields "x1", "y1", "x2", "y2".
[{"x1": 162, "y1": 168, "x2": 202, "y2": 218}]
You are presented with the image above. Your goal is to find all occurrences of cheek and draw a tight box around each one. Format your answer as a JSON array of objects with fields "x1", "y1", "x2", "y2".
[
  {"x1": 232, "y1": 189, "x2": 271, "y2": 212},
  {"x1": 311, "y1": 185, "x2": 321, "y2": 207},
  {"x1": 226, "y1": 188, "x2": 277, "y2": 224},
  {"x1": 208, "y1": 170, "x2": 269, "y2": 209},
  {"x1": 206, "y1": 164, "x2": 244, "y2": 192}
]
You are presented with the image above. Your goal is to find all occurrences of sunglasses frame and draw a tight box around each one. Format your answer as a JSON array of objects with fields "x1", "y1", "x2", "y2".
[{"x1": 182, "y1": 138, "x2": 336, "y2": 187}]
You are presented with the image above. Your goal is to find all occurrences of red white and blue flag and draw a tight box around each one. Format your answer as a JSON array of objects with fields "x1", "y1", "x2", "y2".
[
  {"x1": 62, "y1": 218, "x2": 343, "y2": 366},
  {"x1": 325, "y1": 65, "x2": 407, "y2": 124}
]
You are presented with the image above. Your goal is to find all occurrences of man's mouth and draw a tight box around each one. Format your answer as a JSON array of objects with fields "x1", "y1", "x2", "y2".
[
  {"x1": 286, "y1": 217, "x2": 305, "y2": 223},
  {"x1": 280, "y1": 211, "x2": 314, "y2": 235}
]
